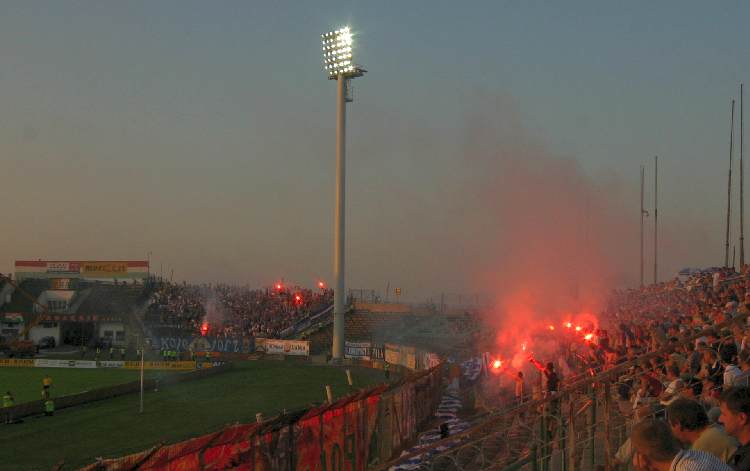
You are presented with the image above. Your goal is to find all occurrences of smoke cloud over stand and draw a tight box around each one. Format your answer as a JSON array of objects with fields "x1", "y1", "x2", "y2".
[{"x1": 454, "y1": 95, "x2": 638, "y2": 362}]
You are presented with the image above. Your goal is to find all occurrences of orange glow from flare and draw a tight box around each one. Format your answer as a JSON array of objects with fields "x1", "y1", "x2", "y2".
[
  {"x1": 200, "y1": 322, "x2": 209, "y2": 336},
  {"x1": 584, "y1": 333, "x2": 593, "y2": 341},
  {"x1": 493, "y1": 359, "x2": 502, "y2": 369},
  {"x1": 565, "y1": 322, "x2": 572, "y2": 329},
  {"x1": 548, "y1": 325, "x2": 555, "y2": 331},
  {"x1": 575, "y1": 326, "x2": 582, "y2": 332}
]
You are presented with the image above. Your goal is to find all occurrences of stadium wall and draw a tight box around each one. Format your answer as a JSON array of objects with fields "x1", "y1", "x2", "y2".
[{"x1": 80, "y1": 364, "x2": 444, "y2": 471}]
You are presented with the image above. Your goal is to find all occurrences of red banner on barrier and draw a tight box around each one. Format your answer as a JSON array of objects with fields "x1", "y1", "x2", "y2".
[{"x1": 80, "y1": 365, "x2": 443, "y2": 471}]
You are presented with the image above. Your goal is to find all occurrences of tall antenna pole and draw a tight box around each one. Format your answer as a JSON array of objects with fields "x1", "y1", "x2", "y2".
[
  {"x1": 741, "y1": 84, "x2": 745, "y2": 268},
  {"x1": 640, "y1": 165, "x2": 645, "y2": 287},
  {"x1": 653, "y1": 156, "x2": 658, "y2": 284},
  {"x1": 726, "y1": 100, "x2": 736, "y2": 268}
]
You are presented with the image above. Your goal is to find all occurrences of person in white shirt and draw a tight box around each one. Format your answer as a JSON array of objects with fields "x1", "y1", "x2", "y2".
[
  {"x1": 660, "y1": 365, "x2": 684, "y2": 406},
  {"x1": 723, "y1": 343, "x2": 742, "y2": 387},
  {"x1": 734, "y1": 351, "x2": 750, "y2": 387}
]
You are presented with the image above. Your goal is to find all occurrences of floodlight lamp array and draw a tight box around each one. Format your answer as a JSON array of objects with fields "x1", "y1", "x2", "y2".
[{"x1": 322, "y1": 27, "x2": 355, "y2": 77}]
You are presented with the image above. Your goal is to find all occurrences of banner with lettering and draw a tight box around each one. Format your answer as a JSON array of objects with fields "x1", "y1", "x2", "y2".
[
  {"x1": 345, "y1": 341, "x2": 371, "y2": 360},
  {"x1": 256, "y1": 338, "x2": 310, "y2": 356},
  {"x1": 153, "y1": 335, "x2": 254, "y2": 353}
]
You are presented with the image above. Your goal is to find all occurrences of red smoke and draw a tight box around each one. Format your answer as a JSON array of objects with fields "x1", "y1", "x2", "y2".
[{"x1": 458, "y1": 95, "x2": 635, "y2": 366}]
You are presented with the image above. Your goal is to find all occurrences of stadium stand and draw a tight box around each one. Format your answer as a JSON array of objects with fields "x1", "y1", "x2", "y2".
[
  {"x1": 384, "y1": 266, "x2": 750, "y2": 471},
  {"x1": 141, "y1": 280, "x2": 333, "y2": 339}
]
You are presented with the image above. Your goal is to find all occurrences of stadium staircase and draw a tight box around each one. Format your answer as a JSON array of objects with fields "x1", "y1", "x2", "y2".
[{"x1": 73, "y1": 283, "x2": 149, "y2": 345}]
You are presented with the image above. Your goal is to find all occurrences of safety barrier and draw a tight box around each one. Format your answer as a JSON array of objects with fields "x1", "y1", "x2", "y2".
[
  {"x1": 80, "y1": 364, "x2": 444, "y2": 470},
  {"x1": 378, "y1": 314, "x2": 743, "y2": 471}
]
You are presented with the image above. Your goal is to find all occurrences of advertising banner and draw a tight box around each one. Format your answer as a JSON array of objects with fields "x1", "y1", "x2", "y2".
[
  {"x1": 0, "y1": 358, "x2": 35, "y2": 368},
  {"x1": 123, "y1": 361, "x2": 196, "y2": 371},
  {"x1": 15, "y1": 260, "x2": 149, "y2": 282},
  {"x1": 80, "y1": 261, "x2": 129, "y2": 278},
  {"x1": 34, "y1": 359, "x2": 97, "y2": 369},
  {"x1": 370, "y1": 345, "x2": 385, "y2": 360},
  {"x1": 49, "y1": 278, "x2": 72, "y2": 290},
  {"x1": 154, "y1": 335, "x2": 254, "y2": 354},
  {"x1": 345, "y1": 341, "x2": 371, "y2": 360},
  {"x1": 97, "y1": 361, "x2": 124, "y2": 368},
  {"x1": 385, "y1": 344, "x2": 402, "y2": 365},
  {"x1": 257, "y1": 338, "x2": 310, "y2": 356},
  {"x1": 47, "y1": 262, "x2": 80, "y2": 274}
]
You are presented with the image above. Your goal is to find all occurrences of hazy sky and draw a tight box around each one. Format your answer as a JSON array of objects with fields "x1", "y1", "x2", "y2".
[{"x1": 1, "y1": 1, "x2": 749, "y2": 300}]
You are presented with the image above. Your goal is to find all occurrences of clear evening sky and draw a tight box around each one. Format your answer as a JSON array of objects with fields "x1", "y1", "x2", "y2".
[{"x1": 1, "y1": 1, "x2": 748, "y2": 300}]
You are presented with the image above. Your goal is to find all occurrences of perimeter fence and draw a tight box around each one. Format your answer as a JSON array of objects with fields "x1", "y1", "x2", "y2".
[
  {"x1": 80, "y1": 361, "x2": 443, "y2": 471},
  {"x1": 378, "y1": 314, "x2": 744, "y2": 471}
]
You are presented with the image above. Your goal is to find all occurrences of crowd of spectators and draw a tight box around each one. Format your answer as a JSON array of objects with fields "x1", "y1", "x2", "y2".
[
  {"x1": 143, "y1": 279, "x2": 333, "y2": 339},
  {"x1": 509, "y1": 266, "x2": 750, "y2": 470}
]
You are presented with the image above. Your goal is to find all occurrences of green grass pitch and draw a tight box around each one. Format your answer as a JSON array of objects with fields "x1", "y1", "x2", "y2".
[{"x1": 0, "y1": 361, "x2": 388, "y2": 470}]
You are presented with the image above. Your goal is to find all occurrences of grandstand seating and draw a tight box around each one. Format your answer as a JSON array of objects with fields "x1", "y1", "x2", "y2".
[
  {"x1": 75, "y1": 282, "x2": 143, "y2": 316},
  {"x1": 304, "y1": 308, "x2": 478, "y2": 355}
]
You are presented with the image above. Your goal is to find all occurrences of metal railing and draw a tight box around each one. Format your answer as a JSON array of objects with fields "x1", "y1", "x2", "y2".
[{"x1": 378, "y1": 312, "x2": 744, "y2": 471}]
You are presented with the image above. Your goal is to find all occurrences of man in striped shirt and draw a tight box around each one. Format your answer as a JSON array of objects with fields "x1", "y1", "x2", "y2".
[
  {"x1": 631, "y1": 419, "x2": 732, "y2": 471},
  {"x1": 720, "y1": 387, "x2": 750, "y2": 470}
]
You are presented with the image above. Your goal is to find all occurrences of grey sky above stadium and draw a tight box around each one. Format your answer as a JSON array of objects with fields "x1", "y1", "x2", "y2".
[{"x1": 1, "y1": 1, "x2": 749, "y2": 301}]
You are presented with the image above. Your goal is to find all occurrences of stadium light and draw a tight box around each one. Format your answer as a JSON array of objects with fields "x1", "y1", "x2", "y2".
[{"x1": 321, "y1": 26, "x2": 366, "y2": 361}]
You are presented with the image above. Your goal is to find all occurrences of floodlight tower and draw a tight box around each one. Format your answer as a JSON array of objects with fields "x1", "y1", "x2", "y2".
[{"x1": 321, "y1": 26, "x2": 366, "y2": 361}]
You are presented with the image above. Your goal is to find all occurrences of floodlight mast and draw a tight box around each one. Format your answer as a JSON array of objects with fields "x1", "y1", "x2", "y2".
[{"x1": 321, "y1": 27, "x2": 366, "y2": 361}]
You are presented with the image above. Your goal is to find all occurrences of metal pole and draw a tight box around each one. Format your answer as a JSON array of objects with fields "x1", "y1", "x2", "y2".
[
  {"x1": 741, "y1": 84, "x2": 745, "y2": 268},
  {"x1": 540, "y1": 404, "x2": 548, "y2": 471},
  {"x1": 603, "y1": 382, "x2": 612, "y2": 471},
  {"x1": 139, "y1": 343, "x2": 144, "y2": 413},
  {"x1": 654, "y1": 156, "x2": 658, "y2": 284},
  {"x1": 589, "y1": 387, "x2": 597, "y2": 471},
  {"x1": 727, "y1": 100, "x2": 736, "y2": 268},
  {"x1": 332, "y1": 73, "x2": 347, "y2": 360},
  {"x1": 640, "y1": 165, "x2": 645, "y2": 287},
  {"x1": 568, "y1": 399, "x2": 576, "y2": 471}
]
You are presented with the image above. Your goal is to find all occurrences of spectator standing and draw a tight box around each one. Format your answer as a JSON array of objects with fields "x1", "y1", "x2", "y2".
[
  {"x1": 42, "y1": 374, "x2": 52, "y2": 400},
  {"x1": 667, "y1": 398, "x2": 738, "y2": 463},
  {"x1": 735, "y1": 352, "x2": 750, "y2": 387},
  {"x1": 3, "y1": 391, "x2": 14, "y2": 424},
  {"x1": 515, "y1": 371, "x2": 525, "y2": 404},
  {"x1": 725, "y1": 345, "x2": 744, "y2": 387}
]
